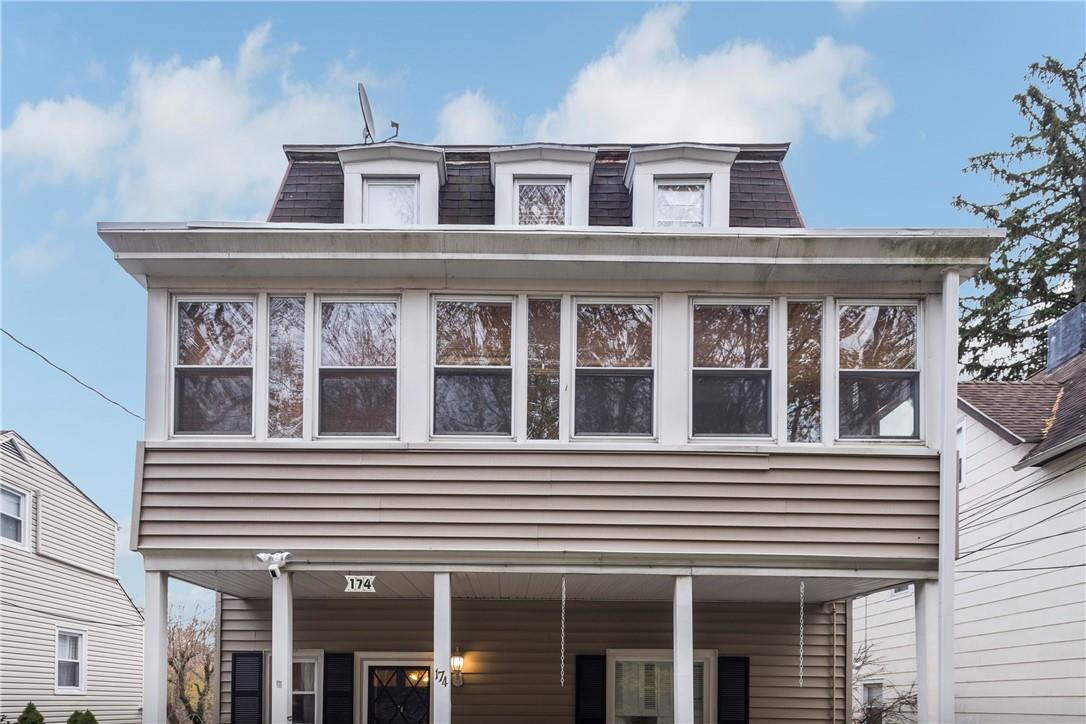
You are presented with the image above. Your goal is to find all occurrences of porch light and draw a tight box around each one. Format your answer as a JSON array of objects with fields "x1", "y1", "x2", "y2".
[{"x1": 450, "y1": 648, "x2": 465, "y2": 687}]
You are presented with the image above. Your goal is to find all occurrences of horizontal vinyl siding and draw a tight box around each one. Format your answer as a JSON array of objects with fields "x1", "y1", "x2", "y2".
[
  {"x1": 218, "y1": 596, "x2": 849, "y2": 724},
  {"x1": 138, "y1": 447, "x2": 939, "y2": 565}
]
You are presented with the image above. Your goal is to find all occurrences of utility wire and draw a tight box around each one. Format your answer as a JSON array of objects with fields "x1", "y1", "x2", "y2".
[
  {"x1": 959, "y1": 499, "x2": 1086, "y2": 560},
  {"x1": 960, "y1": 486, "x2": 1085, "y2": 532},
  {"x1": 957, "y1": 563, "x2": 1086, "y2": 573},
  {"x1": 2, "y1": 327, "x2": 144, "y2": 421},
  {"x1": 958, "y1": 526, "x2": 1086, "y2": 556}
]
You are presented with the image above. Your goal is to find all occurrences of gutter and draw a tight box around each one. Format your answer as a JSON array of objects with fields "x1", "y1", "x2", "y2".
[{"x1": 1014, "y1": 432, "x2": 1086, "y2": 470}]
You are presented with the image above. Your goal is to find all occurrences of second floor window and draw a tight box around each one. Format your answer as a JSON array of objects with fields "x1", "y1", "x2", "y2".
[
  {"x1": 319, "y1": 300, "x2": 398, "y2": 435},
  {"x1": 174, "y1": 300, "x2": 254, "y2": 435},
  {"x1": 364, "y1": 178, "x2": 418, "y2": 225},
  {"x1": 691, "y1": 302, "x2": 771, "y2": 436},
  {"x1": 575, "y1": 301, "x2": 655, "y2": 436},
  {"x1": 516, "y1": 178, "x2": 569, "y2": 225},
  {"x1": 655, "y1": 179, "x2": 708, "y2": 228}
]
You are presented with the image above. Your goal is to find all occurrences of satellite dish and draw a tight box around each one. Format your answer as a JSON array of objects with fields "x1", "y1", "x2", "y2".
[{"x1": 358, "y1": 82, "x2": 376, "y2": 144}]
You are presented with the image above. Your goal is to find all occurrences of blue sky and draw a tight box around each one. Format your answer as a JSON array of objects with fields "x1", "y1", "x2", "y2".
[{"x1": 2, "y1": 1, "x2": 1083, "y2": 608}]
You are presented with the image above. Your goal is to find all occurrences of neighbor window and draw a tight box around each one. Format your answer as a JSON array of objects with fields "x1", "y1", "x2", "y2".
[
  {"x1": 292, "y1": 658, "x2": 319, "y2": 724},
  {"x1": 1, "y1": 485, "x2": 28, "y2": 547},
  {"x1": 575, "y1": 302, "x2": 654, "y2": 436},
  {"x1": 655, "y1": 179, "x2": 708, "y2": 228},
  {"x1": 268, "y1": 296, "x2": 306, "y2": 439},
  {"x1": 863, "y1": 682, "x2": 885, "y2": 724},
  {"x1": 174, "y1": 300, "x2": 255, "y2": 435},
  {"x1": 787, "y1": 301, "x2": 823, "y2": 442},
  {"x1": 610, "y1": 652, "x2": 712, "y2": 724},
  {"x1": 55, "y1": 628, "x2": 85, "y2": 694},
  {"x1": 691, "y1": 302, "x2": 771, "y2": 436},
  {"x1": 364, "y1": 178, "x2": 418, "y2": 225},
  {"x1": 516, "y1": 179, "x2": 569, "y2": 225},
  {"x1": 319, "y1": 300, "x2": 398, "y2": 435},
  {"x1": 433, "y1": 299, "x2": 513, "y2": 435},
  {"x1": 527, "y1": 298, "x2": 562, "y2": 440},
  {"x1": 838, "y1": 303, "x2": 919, "y2": 439}
]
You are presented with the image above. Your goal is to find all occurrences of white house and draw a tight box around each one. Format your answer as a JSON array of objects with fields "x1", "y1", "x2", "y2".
[
  {"x1": 0, "y1": 430, "x2": 144, "y2": 722},
  {"x1": 852, "y1": 304, "x2": 1086, "y2": 723}
]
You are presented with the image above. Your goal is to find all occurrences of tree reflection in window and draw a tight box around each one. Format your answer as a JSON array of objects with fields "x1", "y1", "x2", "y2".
[
  {"x1": 434, "y1": 300, "x2": 513, "y2": 435},
  {"x1": 175, "y1": 300, "x2": 254, "y2": 434},
  {"x1": 319, "y1": 301, "x2": 397, "y2": 435},
  {"x1": 575, "y1": 303, "x2": 654, "y2": 436},
  {"x1": 518, "y1": 182, "x2": 567, "y2": 225},
  {"x1": 691, "y1": 303, "x2": 771, "y2": 437},
  {"x1": 527, "y1": 299, "x2": 561, "y2": 440},
  {"x1": 268, "y1": 297, "x2": 305, "y2": 438},
  {"x1": 787, "y1": 302, "x2": 822, "y2": 443}
]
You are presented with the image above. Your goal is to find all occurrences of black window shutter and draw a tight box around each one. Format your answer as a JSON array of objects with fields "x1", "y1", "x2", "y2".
[
  {"x1": 575, "y1": 654, "x2": 606, "y2": 724},
  {"x1": 231, "y1": 651, "x2": 263, "y2": 724},
  {"x1": 324, "y1": 652, "x2": 354, "y2": 724},
  {"x1": 717, "y1": 656, "x2": 750, "y2": 724}
]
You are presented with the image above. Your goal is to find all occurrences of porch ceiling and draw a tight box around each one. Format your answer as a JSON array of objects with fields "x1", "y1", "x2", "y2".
[{"x1": 173, "y1": 569, "x2": 906, "y2": 603}]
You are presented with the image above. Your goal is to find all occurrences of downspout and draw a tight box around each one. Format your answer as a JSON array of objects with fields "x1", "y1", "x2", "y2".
[{"x1": 939, "y1": 269, "x2": 960, "y2": 722}]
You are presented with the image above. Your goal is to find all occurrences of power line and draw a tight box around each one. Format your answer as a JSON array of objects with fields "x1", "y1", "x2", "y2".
[
  {"x1": 959, "y1": 526, "x2": 1086, "y2": 557},
  {"x1": 2, "y1": 327, "x2": 144, "y2": 422},
  {"x1": 956, "y1": 563, "x2": 1086, "y2": 574}
]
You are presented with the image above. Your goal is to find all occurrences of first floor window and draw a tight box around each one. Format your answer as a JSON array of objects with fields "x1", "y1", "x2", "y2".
[
  {"x1": 56, "y1": 628, "x2": 85, "y2": 692},
  {"x1": 611, "y1": 653, "x2": 710, "y2": 724},
  {"x1": 433, "y1": 299, "x2": 513, "y2": 435},
  {"x1": 174, "y1": 299, "x2": 254, "y2": 435},
  {"x1": 516, "y1": 178, "x2": 569, "y2": 225},
  {"x1": 365, "y1": 178, "x2": 418, "y2": 225},
  {"x1": 293, "y1": 658, "x2": 318, "y2": 724},
  {"x1": 319, "y1": 300, "x2": 398, "y2": 435},
  {"x1": 575, "y1": 302, "x2": 655, "y2": 436},
  {"x1": 1, "y1": 485, "x2": 27, "y2": 546},
  {"x1": 655, "y1": 179, "x2": 708, "y2": 228},
  {"x1": 691, "y1": 302, "x2": 771, "y2": 436}
]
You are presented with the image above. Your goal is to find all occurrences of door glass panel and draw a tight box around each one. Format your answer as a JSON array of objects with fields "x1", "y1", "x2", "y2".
[{"x1": 369, "y1": 666, "x2": 430, "y2": 724}]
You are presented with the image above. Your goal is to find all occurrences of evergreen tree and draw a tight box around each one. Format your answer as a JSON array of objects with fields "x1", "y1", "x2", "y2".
[
  {"x1": 16, "y1": 703, "x2": 44, "y2": 724},
  {"x1": 953, "y1": 54, "x2": 1085, "y2": 380}
]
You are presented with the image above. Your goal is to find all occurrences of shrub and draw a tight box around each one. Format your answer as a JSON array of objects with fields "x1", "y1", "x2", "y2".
[
  {"x1": 67, "y1": 712, "x2": 99, "y2": 724},
  {"x1": 17, "y1": 703, "x2": 44, "y2": 724}
]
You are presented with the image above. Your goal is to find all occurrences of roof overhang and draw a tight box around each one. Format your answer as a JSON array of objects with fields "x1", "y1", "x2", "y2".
[
  {"x1": 1014, "y1": 432, "x2": 1086, "y2": 470},
  {"x1": 956, "y1": 397, "x2": 1027, "y2": 445},
  {"x1": 335, "y1": 142, "x2": 447, "y2": 185},
  {"x1": 624, "y1": 143, "x2": 742, "y2": 188},
  {"x1": 488, "y1": 143, "x2": 598, "y2": 182},
  {"x1": 97, "y1": 222, "x2": 1003, "y2": 287}
]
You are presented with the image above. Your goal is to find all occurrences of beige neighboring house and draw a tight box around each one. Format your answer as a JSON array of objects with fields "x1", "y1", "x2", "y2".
[
  {"x1": 0, "y1": 430, "x2": 144, "y2": 722},
  {"x1": 852, "y1": 304, "x2": 1086, "y2": 724},
  {"x1": 99, "y1": 137, "x2": 1002, "y2": 724}
]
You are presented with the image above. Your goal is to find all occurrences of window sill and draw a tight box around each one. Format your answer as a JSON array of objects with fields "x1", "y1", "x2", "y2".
[{"x1": 54, "y1": 687, "x2": 86, "y2": 696}]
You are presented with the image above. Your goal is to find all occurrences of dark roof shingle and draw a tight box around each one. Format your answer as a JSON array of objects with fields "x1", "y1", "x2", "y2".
[{"x1": 958, "y1": 381, "x2": 1062, "y2": 442}]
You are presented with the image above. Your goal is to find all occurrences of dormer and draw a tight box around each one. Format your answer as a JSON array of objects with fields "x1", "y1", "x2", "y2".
[
  {"x1": 338, "y1": 142, "x2": 446, "y2": 225},
  {"x1": 489, "y1": 144, "x2": 597, "y2": 226},
  {"x1": 624, "y1": 144, "x2": 739, "y2": 230}
]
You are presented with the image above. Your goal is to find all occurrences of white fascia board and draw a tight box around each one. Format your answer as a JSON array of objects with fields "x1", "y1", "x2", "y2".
[
  {"x1": 956, "y1": 397, "x2": 1026, "y2": 444},
  {"x1": 624, "y1": 143, "x2": 742, "y2": 188},
  {"x1": 336, "y1": 142, "x2": 447, "y2": 184},
  {"x1": 1014, "y1": 432, "x2": 1086, "y2": 470},
  {"x1": 488, "y1": 144, "x2": 598, "y2": 181}
]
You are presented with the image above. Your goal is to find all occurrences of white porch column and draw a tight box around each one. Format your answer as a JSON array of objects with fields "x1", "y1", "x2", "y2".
[
  {"x1": 673, "y1": 575, "x2": 694, "y2": 724},
  {"x1": 143, "y1": 571, "x2": 168, "y2": 724},
  {"x1": 271, "y1": 571, "x2": 294, "y2": 724},
  {"x1": 939, "y1": 269, "x2": 960, "y2": 722},
  {"x1": 915, "y1": 580, "x2": 940, "y2": 723},
  {"x1": 433, "y1": 572, "x2": 452, "y2": 724}
]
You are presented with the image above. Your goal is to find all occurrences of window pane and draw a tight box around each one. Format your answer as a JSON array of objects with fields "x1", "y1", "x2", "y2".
[
  {"x1": 692, "y1": 372, "x2": 770, "y2": 436},
  {"x1": 434, "y1": 370, "x2": 512, "y2": 435},
  {"x1": 528, "y1": 299, "x2": 561, "y2": 440},
  {"x1": 840, "y1": 373, "x2": 918, "y2": 438},
  {"x1": 435, "y1": 301, "x2": 511, "y2": 366},
  {"x1": 268, "y1": 297, "x2": 305, "y2": 438},
  {"x1": 656, "y1": 183, "x2": 705, "y2": 228},
  {"x1": 693, "y1": 304, "x2": 769, "y2": 368},
  {"x1": 518, "y1": 183, "x2": 566, "y2": 225},
  {"x1": 175, "y1": 370, "x2": 253, "y2": 434},
  {"x1": 319, "y1": 370, "x2": 397, "y2": 435},
  {"x1": 787, "y1": 302, "x2": 822, "y2": 442},
  {"x1": 1, "y1": 514, "x2": 21, "y2": 543},
  {"x1": 291, "y1": 693, "x2": 316, "y2": 724},
  {"x1": 58, "y1": 660, "x2": 80, "y2": 688},
  {"x1": 577, "y1": 304, "x2": 653, "y2": 368},
  {"x1": 839, "y1": 305, "x2": 917, "y2": 369},
  {"x1": 177, "y1": 301, "x2": 253, "y2": 366},
  {"x1": 58, "y1": 633, "x2": 80, "y2": 659},
  {"x1": 293, "y1": 661, "x2": 315, "y2": 691},
  {"x1": 321, "y1": 302, "x2": 397, "y2": 367},
  {"x1": 367, "y1": 183, "x2": 417, "y2": 225},
  {"x1": 575, "y1": 372, "x2": 653, "y2": 435},
  {"x1": 1, "y1": 488, "x2": 21, "y2": 518}
]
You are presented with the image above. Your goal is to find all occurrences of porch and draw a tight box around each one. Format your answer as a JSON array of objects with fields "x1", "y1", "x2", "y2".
[{"x1": 142, "y1": 565, "x2": 942, "y2": 724}]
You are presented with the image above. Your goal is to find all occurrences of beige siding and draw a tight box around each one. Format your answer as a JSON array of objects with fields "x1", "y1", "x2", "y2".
[
  {"x1": 218, "y1": 595, "x2": 850, "y2": 724},
  {"x1": 138, "y1": 447, "x2": 939, "y2": 566}
]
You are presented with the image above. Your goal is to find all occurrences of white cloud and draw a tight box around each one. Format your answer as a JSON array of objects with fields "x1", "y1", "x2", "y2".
[
  {"x1": 7, "y1": 234, "x2": 69, "y2": 276},
  {"x1": 434, "y1": 90, "x2": 507, "y2": 144},
  {"x1": 837, "y1": 0, "x2": 869, "y2": 17},
  {"x1": 533, "y1": 5, "x2": 892, "y2": 145},
  {"x1": 2, "y1": 23, "x2": 368, "y2": 220}
]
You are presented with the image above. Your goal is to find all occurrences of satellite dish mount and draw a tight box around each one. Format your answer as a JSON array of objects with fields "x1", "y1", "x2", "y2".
[{"x1": 358, "y1": 82, "x2": 401, "y2": 144}]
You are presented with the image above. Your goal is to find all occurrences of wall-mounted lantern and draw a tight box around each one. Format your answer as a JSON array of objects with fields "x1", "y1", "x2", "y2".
[{"x1": 450, "y1": 648, "x2": 465, "y2": 688}]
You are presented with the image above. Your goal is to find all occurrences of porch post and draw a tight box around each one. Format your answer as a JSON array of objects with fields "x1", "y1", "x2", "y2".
[
  {"x1": 143, "y1": 571, "x2": 168, "y2": 724},
  {"x1": 433, "y1": 572, "x2": 452, "y2": 724},
  {"x1": 673, "y1": 575, "x2": 694, "y2": 724},
  {"x1": 939, "y1": 268, "x2": 960, "y2": 722},
  {"x1": 271, "y1": 570, "x2": 294, "y2": 723},
  {"x1": 915, "y1": 580, "x2": 940, "y2": 723}
]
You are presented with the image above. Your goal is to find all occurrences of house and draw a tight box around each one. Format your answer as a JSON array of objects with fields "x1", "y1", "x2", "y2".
[
  {"x1": 0, "y1": 430, "x2": 144, "y2": 722},
  {"x1": 98, "y1": 139, "x2": 1002, "y2": 724},
  {"x1": 851, "y1": 303, "x2": 1086, "y2": 723}
]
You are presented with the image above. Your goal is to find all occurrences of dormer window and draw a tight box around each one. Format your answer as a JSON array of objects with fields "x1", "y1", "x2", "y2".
[
  {"x1": 365, "y1": 178, "x2": 419, "y2": 225},
  {"x1": 516, "y1": 178, "x2": 570, "y2": 225},
  {"x1": 337, "y1": 143, "x2": 445, "y2": 225},
  {"x1": 625, "y1": 144, "x2": 738, "y2": 229},
  {"x1": 654, "y1": 179, "x2": 708, "y2": 228}
]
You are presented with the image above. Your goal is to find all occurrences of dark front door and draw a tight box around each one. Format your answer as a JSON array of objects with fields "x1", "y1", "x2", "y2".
[{"x1": 367, "y1": 666, "x2": 431, "y2": 724}]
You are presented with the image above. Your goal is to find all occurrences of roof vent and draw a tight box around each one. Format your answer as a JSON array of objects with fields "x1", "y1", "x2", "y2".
[
  {"x1": 1047, "y1": 301, "x2": 1086, "y2": 372},
  {"x1": 1, "y1": 437, "x2": 27, "y2": 462}
]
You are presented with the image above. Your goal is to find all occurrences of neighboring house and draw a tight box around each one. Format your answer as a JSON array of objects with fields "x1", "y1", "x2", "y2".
[
  {"x1": 0, "y1": 430, "x2": 144, "y2": 722},
  {"x1": 99, "y1": 138, "x2": 1001, "y2": 724},
  {"x1": 852, "y1": 304, "x2": 1086, "y2": 723}
]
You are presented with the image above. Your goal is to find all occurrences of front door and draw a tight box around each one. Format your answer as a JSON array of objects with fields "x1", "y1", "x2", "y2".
[{"x1": 367, "y1": 665, "x2": 431, "y2": 724}]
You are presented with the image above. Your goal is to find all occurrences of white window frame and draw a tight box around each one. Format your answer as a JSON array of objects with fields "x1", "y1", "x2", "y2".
[
  {"x1": 355, "y1": 652, "x2": 433, "y2": 724},
  {"x1": 363, "y1": 177, "x2": 420, "y2": 225},
  {"x1": 54, "y1": 625, "x2": 87, "y2": 695},
  {"x1": 0, "y1": 482, "x2": 30, "y2": 551},
  {"x1": 170, "y1": 295, "x2": 258, "y2": 439},
  {"x1": 654, "y1": 177, "x2": 710, "y2": 228},
  {"x1": 291, "y1": 650, "x2": 324, "y2": 724},
  {"x1": 314, "y1": 295, "x2": 402, "y2": 439},
  {"x1": 513, "y1": 177, "x2": 572, "y2": 226},
  {"x1": 834, "y1": 299, "x2": 923, "y2": 442},
  {"x1": 887, "y1": 583, "x2": 912, "y2": 600},
  {"x1": 572, "y1": 297, "x2": 659, "y2": 440},
  {"x1": 688, "y1": 298, "x2": 776, "y2": 442},
  {"x1": 430, "y1": 295, "x2": 518, "y2": 440},
  {"x1": 605, "y1": 648, "x2": 717, "y2": 724}
]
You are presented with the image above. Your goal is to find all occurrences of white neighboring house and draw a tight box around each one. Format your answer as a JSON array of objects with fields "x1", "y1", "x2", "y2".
[
  {"x1": 852, "y1": 304, "x2": 1086, "y2": 724},
  {"x1": 0, "y1": 430, "x2": 143, "y2": 722}
]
